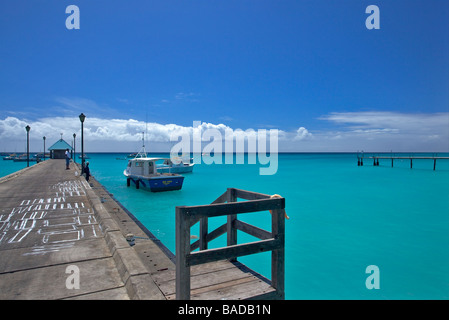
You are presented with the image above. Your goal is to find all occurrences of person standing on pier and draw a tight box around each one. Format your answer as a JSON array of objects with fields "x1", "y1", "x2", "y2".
[
  {"x1": 65, "y1": 148, "x2": 71, "y2": 170},
  {"x1": 84, "y1": 161, "x2": 90, "y2": 181}
]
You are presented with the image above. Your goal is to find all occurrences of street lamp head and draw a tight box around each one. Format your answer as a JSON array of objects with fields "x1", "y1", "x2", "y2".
[
  {"x1": 43, "y1": 136, "x2": 46, "y2": 140},
  {"x1": 25, "y1": 125, "x2": 30, "y2": 132},
  {"x1": 79, "y1": 113, "x2": 86, "y2": 123},
  {"x1": 73, "y1": 133, "x2": 76, "y2": 138}
]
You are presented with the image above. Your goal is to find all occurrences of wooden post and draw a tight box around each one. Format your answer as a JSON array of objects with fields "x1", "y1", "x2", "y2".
[
  {"x1": 227, "y1": 188, "x2": 237, "y2": 262},
  {"x1": 176, "y1": 206, "x2": 191, "y2": 300},
  {"x1": 271, "y1": 208, "x2": 285, "y2": 299},
  {"x1": 199, "y1": 217, "x2": 208, "y2": 250},
  {"x1": 391, "y1": 158, "x2": 393, "y2": 168},
  {"x1": 434, "y1": 158, "x2": 436, "y2": 171},
  {"x1": 410, "y1": 158, "x2": 413, "y2": 169}
]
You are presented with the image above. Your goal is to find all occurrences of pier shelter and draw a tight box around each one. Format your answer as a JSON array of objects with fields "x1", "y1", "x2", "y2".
[{"x1": 48, "y1": 138, "x2": 73, "y2": 159}]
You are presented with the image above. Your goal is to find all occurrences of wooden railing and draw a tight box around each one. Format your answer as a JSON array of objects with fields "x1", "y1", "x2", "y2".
[{"x1": 175, "y1": 188, "x2": 285, "y2": 300}]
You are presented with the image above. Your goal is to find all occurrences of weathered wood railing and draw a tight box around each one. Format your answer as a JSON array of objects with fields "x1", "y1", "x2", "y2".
[{"x1": 175, "y1": 188, "x2": 285, "y2": 300}]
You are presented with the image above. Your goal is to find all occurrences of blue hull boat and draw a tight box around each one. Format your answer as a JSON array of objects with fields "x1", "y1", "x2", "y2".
[
  {"x1": 126, "y1": 174, "x2": 184, "y2": 192},
  {"x1": 124, "y1": 157, "x2": 185, "y2": 192}
]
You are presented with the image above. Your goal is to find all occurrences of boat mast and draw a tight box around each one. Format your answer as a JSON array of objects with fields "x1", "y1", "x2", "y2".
[{"x1": 136, "y1": 131, "x2": 147, "y2": 158}]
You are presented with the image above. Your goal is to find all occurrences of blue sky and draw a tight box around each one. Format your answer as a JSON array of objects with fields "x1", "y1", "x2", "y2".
[{"x1": 1, "y1": 0, "x2": 448, "y2": 152}]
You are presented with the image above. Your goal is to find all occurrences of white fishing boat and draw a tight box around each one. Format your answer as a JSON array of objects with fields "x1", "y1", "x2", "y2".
[
  {"x1": 123, "y1": 132, "x2": 184, "y2": 192},
  {"x1": 124, "y1": 157, "x2": 184, "y2": 192},
  {"x1": 156, "y1": 157, "x2": 194, "y2": 174}
]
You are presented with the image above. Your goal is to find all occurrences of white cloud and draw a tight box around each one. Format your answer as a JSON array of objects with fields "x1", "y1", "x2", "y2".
[
  {"x1": 1, "y1": 111, "x2": 447, "y2": 152},
  {"x1": 219, "y1": 116, "x2": 234, "y2": 122},
  {"x1": 0, "y1": 116, "x2": 289, "y2": 152},
  {"x1": 0, "y1": 117, "x2": 27, "y2": 139},
  {"x1": 313, "y1": 111, "x2": 449, "y2": 151},
  {"x1": 319, "y1": 111, "x2": 449, "y2": 135},
  {"x1": 294, "y1": 127, "x2": 312, "y2": 140},
  {"x1": 174, "y1": 92, "x2": 199, "y2": 102}
]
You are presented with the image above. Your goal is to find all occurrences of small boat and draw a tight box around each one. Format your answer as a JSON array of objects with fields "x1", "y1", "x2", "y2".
[
  {"x1": 12, "y1": 154, "x2": 38, "y2": 162},
  {"x1": 3, "y1": 153, "x2": 17, "y2": 160},
  {"x1": 127, "y1": 152, "x2": 148, "y2": 159},
  {"x1": 12, "y1": 155, "x2": 27, "y2": 162},
  {"x1": 124, "y1": 157, "x2": 184, "y2": 192},
  {"x1": 156, "y1": 157, "x2": 194, "y2": 174},
  {"x1": 127, "y1": 153, "x2": 138, "y2": 158}
]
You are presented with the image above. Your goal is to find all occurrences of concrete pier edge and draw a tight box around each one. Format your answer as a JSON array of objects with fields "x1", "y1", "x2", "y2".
[
  {"x1": 79, "y1": 164, "x2": 169, "y2": 300},
  {"x1": 0, "y1": 160, "x2": 171, "y2": 300},
  {"x1": 0, "y1": 160, "x2": 46, "y2": 184}
]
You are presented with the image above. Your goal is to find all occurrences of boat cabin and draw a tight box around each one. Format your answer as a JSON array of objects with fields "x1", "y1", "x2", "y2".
[{"x1": 126, "y1": 158, "x2": 159, "y2": 176}]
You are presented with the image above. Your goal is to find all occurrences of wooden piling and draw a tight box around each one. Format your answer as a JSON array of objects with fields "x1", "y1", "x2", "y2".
[{"x1": 175, "y1": 206, "x2": 190, "y2": 300}]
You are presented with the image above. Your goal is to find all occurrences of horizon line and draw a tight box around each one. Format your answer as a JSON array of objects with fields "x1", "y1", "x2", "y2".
[{"x1": 3, "y1": 151, "x2": 448, "y2": 155}]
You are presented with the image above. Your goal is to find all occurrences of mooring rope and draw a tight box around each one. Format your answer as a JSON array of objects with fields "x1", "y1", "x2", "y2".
[{"x1": 269, "y1": 194, "x2": 289, "y2": 219}]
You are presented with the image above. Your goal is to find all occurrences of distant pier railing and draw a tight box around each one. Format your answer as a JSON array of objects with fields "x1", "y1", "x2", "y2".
[
  {"x1": 357, "y1": 154, "x2": 449, "y2": 170},
  {"x1": 175, "y1": 188, "x2": 285, "y2": 300}
]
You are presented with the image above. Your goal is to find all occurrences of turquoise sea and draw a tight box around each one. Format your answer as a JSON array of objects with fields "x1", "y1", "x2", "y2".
[{"x1": 2, "y1": 153, "x2": 448, "y2": 299}]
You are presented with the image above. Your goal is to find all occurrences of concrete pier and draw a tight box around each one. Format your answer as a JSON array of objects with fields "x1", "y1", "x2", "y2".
[{"x1": 0, "y1": 159, "x2": 172, "y2": 299}]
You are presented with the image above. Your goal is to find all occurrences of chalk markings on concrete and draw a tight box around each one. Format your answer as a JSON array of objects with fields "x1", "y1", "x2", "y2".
[{"x1": 0, "y1": 180, "x2": 100, "y2": 256}]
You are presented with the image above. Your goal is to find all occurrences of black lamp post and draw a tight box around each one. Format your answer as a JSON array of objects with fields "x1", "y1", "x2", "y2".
[
  {"x1": 73, "y1": 133, "x2": 76, "y2": 164},
  {"x1": 43, "y1": 136, "x2": 46, "y2": 160},
  {"x1": 79, "y1": 113, "x2": 86, "y2": 174},
  {"x1": 25, "y1": 125, "x2": 30, "y2": 167}
]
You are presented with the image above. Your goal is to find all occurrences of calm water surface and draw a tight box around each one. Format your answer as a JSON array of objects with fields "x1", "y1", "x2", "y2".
[{"x1": 2, "y1": 153, "x2": 448, "y2": 299}]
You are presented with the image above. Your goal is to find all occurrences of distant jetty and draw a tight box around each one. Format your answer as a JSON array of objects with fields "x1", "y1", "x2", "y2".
[{"x1": 357, "y1": 154, "x2": 449, "y2": 170}]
